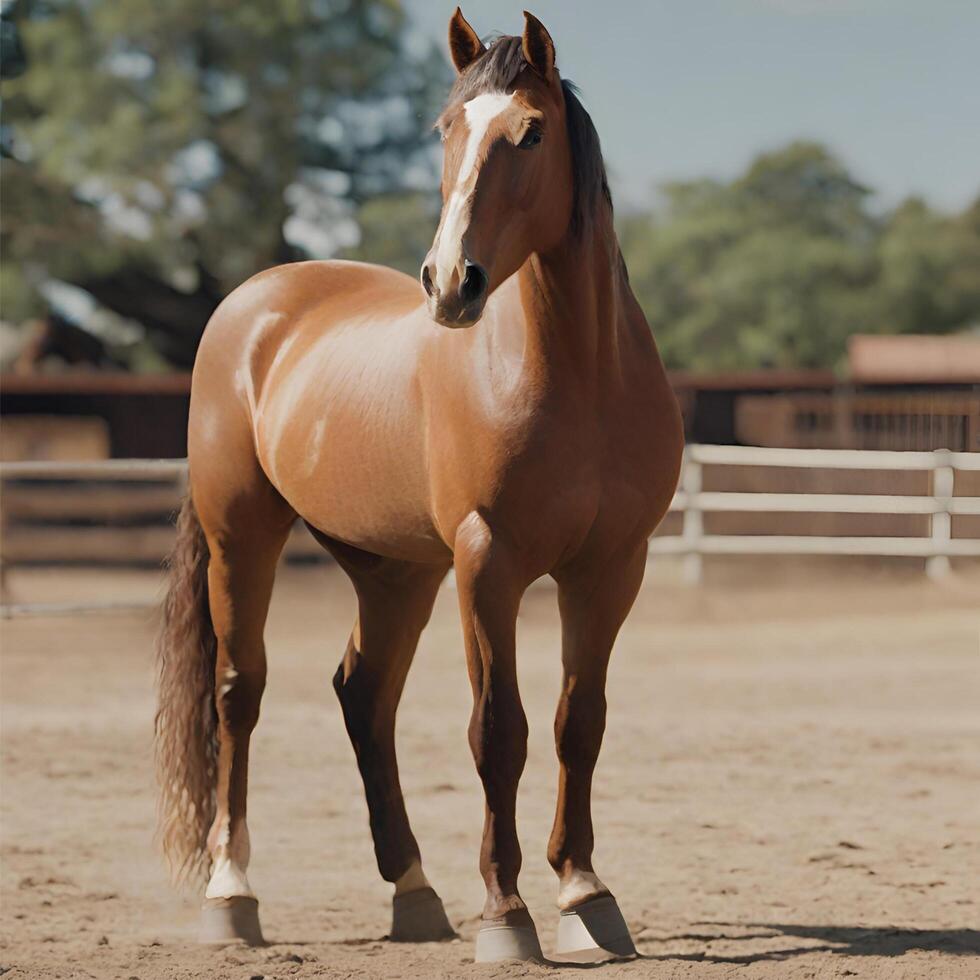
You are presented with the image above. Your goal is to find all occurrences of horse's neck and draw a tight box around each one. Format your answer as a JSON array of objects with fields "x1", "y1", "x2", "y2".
[{"x1": 512, "y1": 207, "x2": 635, "y2": 395}]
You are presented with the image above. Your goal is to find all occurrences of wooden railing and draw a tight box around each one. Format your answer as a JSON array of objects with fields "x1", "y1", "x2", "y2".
[
  {"x1": 1, "y1": 446, "x2": 978, "y2": 609},
  {"x1": 0, "y1": 459, "x2": 322, "y2": 565},
  {"x1": 652, "y1": 444, "x2": 980, "y2": 583}
]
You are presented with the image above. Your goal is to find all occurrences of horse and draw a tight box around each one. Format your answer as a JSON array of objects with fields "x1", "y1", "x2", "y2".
[{"x1": 154, "y1": 8, "x2": 683, "y2": 963}]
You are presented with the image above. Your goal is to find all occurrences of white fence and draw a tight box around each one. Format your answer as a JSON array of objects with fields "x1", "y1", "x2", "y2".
[
  {"x1": 652, "y1": 444, "x2": 980, "y2": 583},
  {"x1": 1, "y1": 445, "x2": 978, "y2": 610}
]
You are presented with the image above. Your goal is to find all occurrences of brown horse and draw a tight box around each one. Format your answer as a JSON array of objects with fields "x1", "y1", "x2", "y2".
[{"x1": 155, "y1": 8, "x2": 682, "y2": 963}]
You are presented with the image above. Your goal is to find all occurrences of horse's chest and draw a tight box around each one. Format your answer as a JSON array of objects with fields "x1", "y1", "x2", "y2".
[{"x1": 429, "y1": 402, "x2": 622, "y2": 548}]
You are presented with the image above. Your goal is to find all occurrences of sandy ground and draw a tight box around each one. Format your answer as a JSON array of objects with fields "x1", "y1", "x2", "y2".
[{"x1": 2, "y1": 565, "x2": 979, "y2": 980}]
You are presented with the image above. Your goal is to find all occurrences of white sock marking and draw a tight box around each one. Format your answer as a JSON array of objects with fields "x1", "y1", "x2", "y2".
[
  {"x1": 205, "y1": 817, "x2": 254, "y2": 900},
  {"x1": 558, "y1": 869, "x2": 608, "y2": 910}
]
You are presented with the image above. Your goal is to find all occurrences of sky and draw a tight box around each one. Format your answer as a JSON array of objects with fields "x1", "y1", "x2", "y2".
[{"x1": 405, "y1": 0, "x2": 980, "y2": 213}]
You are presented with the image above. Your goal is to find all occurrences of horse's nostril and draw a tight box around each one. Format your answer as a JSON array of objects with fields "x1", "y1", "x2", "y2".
[
  {"x1": 420, "y1": 265, "x2": 434, "y2": 297},
  {"x1": 459, "y1": 262, "x2": 488, "y2": 305}
]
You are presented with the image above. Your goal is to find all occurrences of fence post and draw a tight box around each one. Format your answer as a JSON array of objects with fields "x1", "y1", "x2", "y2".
[
  {"x1": 681, "y1": 448, "x2": 703, "y2": 585},
  {"x1": 926, "y1": 449, "x2": 954, "y2": 581}
]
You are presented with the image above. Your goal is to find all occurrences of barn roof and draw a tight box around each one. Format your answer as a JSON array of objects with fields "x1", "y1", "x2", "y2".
[{"x1": 848, "y1": 334, "x2": 980, "y2": 384}]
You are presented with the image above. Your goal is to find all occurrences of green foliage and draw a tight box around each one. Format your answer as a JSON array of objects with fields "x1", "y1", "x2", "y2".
[
  {"x1": 620, "y1": 142, "x2": 980, "y2": 372},
  {"x1": 874, "y1": 197, "x2": 980, "y2": 336},
  {"x1": 339, "y1": 190, "x2": 438, "y2": 276},
  {"x1": 3, "y1": 1, "x2": 977, "y2": 379},
  {"x1": 1, "y1": 0, "x2": 449, "y2": 365}
]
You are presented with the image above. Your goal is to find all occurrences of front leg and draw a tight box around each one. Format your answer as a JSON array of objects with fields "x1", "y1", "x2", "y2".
[
  {"x1": 549, "y1": 541, "x2": 648, "y2": 961},
  {"x1": 453, "y1": 514, "x2": 542, "y2": 963}
]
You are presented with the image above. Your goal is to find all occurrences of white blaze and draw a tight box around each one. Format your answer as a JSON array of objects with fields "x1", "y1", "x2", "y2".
[{"x1": 434, "y1": 92, "x2": 514, "y2": 294}]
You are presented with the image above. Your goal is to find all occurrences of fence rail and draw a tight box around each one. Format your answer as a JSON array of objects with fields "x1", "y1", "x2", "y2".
[
  {"x1": 0, "y1": 459, "x2": 187, "y2": 480},
  {"x1": 652, "y1": 444, "x2": 980, "y2": 583},
  {"x1": 2, "y1": 445, "x2": 979, "y2": 593}
]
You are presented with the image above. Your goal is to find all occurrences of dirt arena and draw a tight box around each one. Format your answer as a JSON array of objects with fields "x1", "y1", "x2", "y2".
[{"x1": 2, "y1": 564, "x2": 979, "y2": 979}]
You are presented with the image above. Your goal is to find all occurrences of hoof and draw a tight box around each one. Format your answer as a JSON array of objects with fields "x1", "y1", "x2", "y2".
[
  {"x1": 474, "y1": 907, "x2": 543, "y2": 963},
  {"x1": 198, "y1": 896, "x2": 265, "y2": 946},
  {"x1": 554, "y1": 895, "x2": 636, "y2": 962},
  {"x1": 390, "y1": 886, "x2": 456, "y2": 942}
]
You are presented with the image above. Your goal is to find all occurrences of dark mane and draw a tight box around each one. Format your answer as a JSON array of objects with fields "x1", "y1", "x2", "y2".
[{"x1": 440, "y1": 35, "x2": 611, "y2": 237}]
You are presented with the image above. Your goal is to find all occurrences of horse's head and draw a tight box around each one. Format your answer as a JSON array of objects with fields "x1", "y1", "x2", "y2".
[{"x1": 421, "y1": 9, "x2": 576, "y2": 328}]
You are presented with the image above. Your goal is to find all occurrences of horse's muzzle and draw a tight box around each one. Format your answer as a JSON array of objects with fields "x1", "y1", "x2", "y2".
[{"x1": 421, "y1": 258, "x2": 488, "y2": 328}]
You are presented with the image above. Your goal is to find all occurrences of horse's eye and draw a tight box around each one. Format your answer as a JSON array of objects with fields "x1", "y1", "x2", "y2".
[{"x1": 518, "y1": 127, "x2": 543, "y2": 149}]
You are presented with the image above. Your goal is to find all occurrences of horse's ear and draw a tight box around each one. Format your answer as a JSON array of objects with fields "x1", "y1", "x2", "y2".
[
  {"x1": 521, "y1": 11, "x2": 555, "y2": 78},
  {"x1": 448, "y1": 7, "x2": 485, "y2": 75}
]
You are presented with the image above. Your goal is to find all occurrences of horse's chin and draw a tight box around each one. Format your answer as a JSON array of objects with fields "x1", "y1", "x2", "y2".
[
  {"x1": 427, "y1": 298, "x2": 485, "y2": 329},
  {"x1": 435, "y1": 315, "x2": 482, "y2": 330}
]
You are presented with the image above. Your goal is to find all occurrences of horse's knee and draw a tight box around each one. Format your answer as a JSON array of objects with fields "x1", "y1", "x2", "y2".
[
  {"x1": 333, "y1": 652, "x2": 394, "y2": 746},
  {"x1": 215, "y1": 659, "x2": 266, "y2": 732},
  {"x1": 468, "y1": 685, "x2": 528, "y2": 785},
  {"x1": 555, "y1": 686, "x2": 606, "y2": 769},
  {"x1": 333, "y1": 645, "x2": 370, "y2": 706}
]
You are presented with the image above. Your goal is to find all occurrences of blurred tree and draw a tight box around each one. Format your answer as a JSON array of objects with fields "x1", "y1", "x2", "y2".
[
  {"x1": 338, "y1": 189, "x2": 439, "y2": 276},
  {"x1": 1, "y1": 0, "x2": 448, "y2": 367},
  {"x1": 620, "y1": 142, "x2": 980, "y2": 372},
  {"x1": 4, "y1": 5, "x2": 978, "y2": 379},
  {"x1": 0, "y1": 0, "x2": 27, "y2": 80},
  {"x1": 873, "y1": 196, "x2": 980, "y2": 337}
]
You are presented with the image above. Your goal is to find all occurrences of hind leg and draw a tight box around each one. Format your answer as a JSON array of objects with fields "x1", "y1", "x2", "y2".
[
  {"x1": 330, "y1": 545, "x2": 455, "y2": 941},
  {"x1": 195, "y1": 480, "x2": 294, "y2": 944}
]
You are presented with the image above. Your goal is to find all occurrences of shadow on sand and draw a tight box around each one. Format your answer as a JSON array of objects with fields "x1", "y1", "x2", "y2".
[
  {"x1": 259, "y1": 923, "x2": 980, "y2": 969},
  {"x1": 638, "y1": 923, "x2": 980, "y2": 966}
]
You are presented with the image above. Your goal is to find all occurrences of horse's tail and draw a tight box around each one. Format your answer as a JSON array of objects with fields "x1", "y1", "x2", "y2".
[{"x1": 154, "y1": 492, "x2": 217, "y2": 887}]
